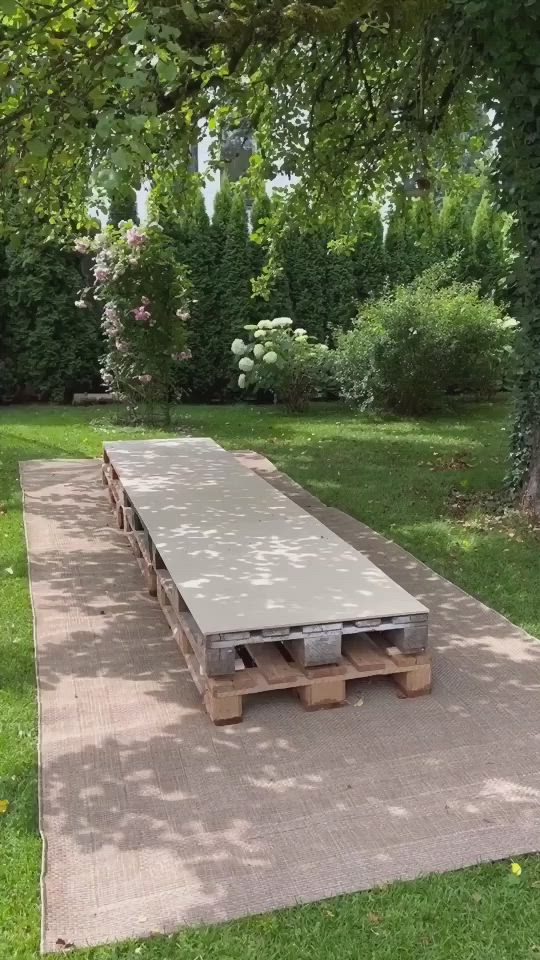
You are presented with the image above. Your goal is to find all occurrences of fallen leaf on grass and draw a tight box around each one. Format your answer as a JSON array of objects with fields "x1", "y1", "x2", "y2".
[{"x1": 0, "y1": 800, "x2": 9, "y2": 814}]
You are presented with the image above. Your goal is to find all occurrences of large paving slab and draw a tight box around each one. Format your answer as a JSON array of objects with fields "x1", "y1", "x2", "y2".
[
  {"x1": 21, "y1": 455, "x2": 540, "y2": 953},
  {"x1": 103, "y1": 438, "x2": 426, "y2": 635}
]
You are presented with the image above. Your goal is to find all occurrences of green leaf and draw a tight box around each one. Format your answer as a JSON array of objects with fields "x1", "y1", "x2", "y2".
[
  {"x1": 182, "y1": 1, "x2": 197, "y2": 20},
  {"x1": 110, "y1": 147, "x2": 132, "y2": 169},
  {"x1": 156, "y1": 59, "x2": 177, "y2": 84},
  {"x1": 123, "y1": 19, "x2": 147, "y2": 44},
  {"x1": 27, "y1": 137, "x2": 50, "y2": 158}
]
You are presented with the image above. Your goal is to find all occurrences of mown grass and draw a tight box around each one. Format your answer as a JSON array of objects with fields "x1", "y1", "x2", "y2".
[{"x1": 1, "y1": 400, "x2": 539, "y2": 959}]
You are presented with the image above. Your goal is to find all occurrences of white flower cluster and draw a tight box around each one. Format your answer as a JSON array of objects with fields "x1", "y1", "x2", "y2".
[{"x1": 231, "y1": 317, "x2": 294, "y2": 387}]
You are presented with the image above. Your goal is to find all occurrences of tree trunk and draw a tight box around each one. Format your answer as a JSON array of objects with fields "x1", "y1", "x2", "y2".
[
  {"x1": 474, "y1": 2, "x2": 540, "y2": 519},
  {"x1": 522, "y1": 429, "x2": 540, "y2": 517}
]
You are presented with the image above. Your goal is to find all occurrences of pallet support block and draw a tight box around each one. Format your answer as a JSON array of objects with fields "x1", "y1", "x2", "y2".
[
  {"x1": 285, "y1": 626, "x2": 342, "y2": 668},
  {"x1": 393, "y1": 661, "x2": 432, "y2": 697},
  {"x1": 385, "y1": 616, "x2": 428, "y2": 654},
  {"x1": 204, "y1": 689, "x2": 243, "y2": 725},
  {"x1": 298, "y1": 676, "x2": 347, "y2": 710}
]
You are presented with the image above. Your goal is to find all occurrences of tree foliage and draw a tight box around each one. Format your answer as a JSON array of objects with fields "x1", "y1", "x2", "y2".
[
  {"x1": 1, "y1": 0, "x2": 540, "y2": 502},
  {"x1": 108, "y1": 183, "x2": 139, "y2": 227},
  {"x1": 353, "y1": 204, "x2": 386, "y2": 302}
]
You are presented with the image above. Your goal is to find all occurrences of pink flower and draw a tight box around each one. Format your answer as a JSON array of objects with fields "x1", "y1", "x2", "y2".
[
  {"x1": 138, "y1": 373, "x2": 153, "y2": 385},
  {"x1": 74, "y1": 238, "x2": 91, "y2": 255},
  {"x1": 126, "y1": 226, "x2": 146, "y2": 248},
  {"x1": 104, "y1": 304, "x2": 119, "y2": 322},
  {"x1": 115, "y1": 340, "x2": 129, "y2": 354},
  {"x1": 172, "y1": 349, "x2": 192, "y2": 362},
  {"x1": 132, "y1": 304, "x2": 152, "y2": 324},
  {"x1": 94, "y1": 265, "x2": 110, "y2": 284}
]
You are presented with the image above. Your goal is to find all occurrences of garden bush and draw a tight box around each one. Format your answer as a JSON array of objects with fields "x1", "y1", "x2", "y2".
[
  {"x1": 335, "y1": 266, "x2": 516, "y2": 414},
  {"x1": 75, "y1": 222, "x2": 191, "y2": 423},
  {"x1": 231, "y1": 317, "x2": 333, "y2": 411},
  {"x1": 1, "y1": 239, "x2": 102, "y2": 401}
]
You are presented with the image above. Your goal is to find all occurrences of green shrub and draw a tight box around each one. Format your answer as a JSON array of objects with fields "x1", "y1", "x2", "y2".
[
  {"x1": 2, "y1": 240, "x2": 102, "y2": 401},
  {"x1": 75, "y1": 222, "x2": 191, "y2": 423},
  {"x1": 335, "y1": 266, "x2": 515, "y2": 414},
  {"x1": 232, "y1": 317, "x2": 333, "y2": 411}
]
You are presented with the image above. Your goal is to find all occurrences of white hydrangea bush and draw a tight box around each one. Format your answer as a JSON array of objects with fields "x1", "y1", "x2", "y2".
[{"x1": 230, "y1": 317, "x2": 333, "y2": 411}]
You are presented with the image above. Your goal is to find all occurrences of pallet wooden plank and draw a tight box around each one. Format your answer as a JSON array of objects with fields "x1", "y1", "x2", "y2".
[
  {"x1": 246, "y1": 643, "x2": 304, "y2": 685},
  {"x1": 342, "y1": 635, "x2": 389, "y2": 674}
]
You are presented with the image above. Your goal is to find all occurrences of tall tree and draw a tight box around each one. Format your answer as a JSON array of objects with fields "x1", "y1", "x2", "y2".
[
  {"x1": 286, "y1": 230, "x2": 328, "y2": 341},
  {"x1": 353, "y1": 204, "x2": 386, "y2": 302},
  {"x1": 436, "y1": 190, "x2": 474, "y2": 278},
  {"x1": 2, "y1": 0, "x2": 540, "y2": 510},
  {"x1": 220, "y1": 189, "x2": 253, "y2": 387},
  {"x1": 180, "y1": 190, "x2": 219, "y2": 399},
  {"x1": 471, "y1": 192, "x2": 508, "y2": 298},
  {"x1": 108, "y1": 183, "x2": 138, "y2": 226},
  {"x1": 251, "y1": 193, "x2": 294, "y2": 323},
  {"x1": 385, "y1": 197, "x2": 418, "y2": 286},
  {"x1": 326, "y1": 246, "x2": 357, "y2": 334},
  {"x1": 411, "y1": 196, "x2": 440, "y2": 274}
]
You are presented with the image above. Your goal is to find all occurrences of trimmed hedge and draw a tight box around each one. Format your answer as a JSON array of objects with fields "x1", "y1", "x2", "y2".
[
  {"x1": 0, "y1": 240, "x2": 102, "y2": 402},
  {"x1": 0, "y1": 181, "x2": 513, "y2": 404}
]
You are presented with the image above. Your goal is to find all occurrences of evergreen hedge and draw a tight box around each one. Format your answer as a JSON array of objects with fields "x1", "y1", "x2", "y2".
[
  {"x1": 0, "y1": 240, "x2": 102, "y2": 401},
  {"x1": 0, "y1": 181, "x2": 513, "y2": 404}
]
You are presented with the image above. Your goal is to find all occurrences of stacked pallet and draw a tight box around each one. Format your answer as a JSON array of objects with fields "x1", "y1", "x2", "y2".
[{"x1": 103, "y1": 439, "x2": 431, "y2": 723}]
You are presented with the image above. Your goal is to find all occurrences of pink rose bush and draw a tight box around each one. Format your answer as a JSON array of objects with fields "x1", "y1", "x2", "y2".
[{"x1": 74, "y1": 221, "x2": 191, "y2": 422}]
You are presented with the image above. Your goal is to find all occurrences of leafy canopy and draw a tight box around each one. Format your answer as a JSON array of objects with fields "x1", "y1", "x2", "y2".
[{"x1": 0, "y1": 0, "x2": 481, "y2": 230}]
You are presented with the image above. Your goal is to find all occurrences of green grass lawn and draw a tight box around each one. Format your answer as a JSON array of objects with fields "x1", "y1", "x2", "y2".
[{"x1": 1, "y1": 400, "x2": 539, "y2": 959}]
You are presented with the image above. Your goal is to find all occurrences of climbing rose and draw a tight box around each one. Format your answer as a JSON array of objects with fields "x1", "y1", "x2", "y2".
[
  {"x1": 231, "y1": 338, "x2": 246, "y2": 355},
  {"x1": 94, "y1": 265, "x2": 110, "y2": 284},
  {"x1": 132, "y1": 304, "x2": 152, "y2": 324},
  {"x1": 104, "y1": 304, "x2": 119, "y2": 321},
  {"x1": 263, "y1": 351, "x2": 278, "y2": 364},
  {"x1": 238, "y1": 373, "x2": 247, "y2": 388},
  {"x1": 239, "y1": 356, "x2": 254, "y2": 372},
  {"x1": 126, "y1": 226, "x2": 146, "y2": 248}
]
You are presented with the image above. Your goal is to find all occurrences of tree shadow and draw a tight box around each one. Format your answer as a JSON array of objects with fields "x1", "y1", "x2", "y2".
[{"x1": 20, "y1": 454, "x2": 540, "y2": 952}]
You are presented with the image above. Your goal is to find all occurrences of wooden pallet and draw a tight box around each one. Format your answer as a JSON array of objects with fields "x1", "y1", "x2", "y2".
[
  {"x1": 102, "y1": 459, "x2": 431, "y2": 723},
  {"x1": 102, "y1": 458, "x2": 429, "y2": 669},
  {"x1": 155, "y1": 564, "x2": 431, "y2": 723}
]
